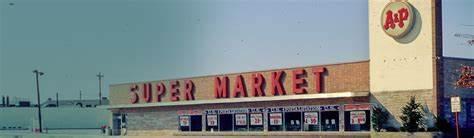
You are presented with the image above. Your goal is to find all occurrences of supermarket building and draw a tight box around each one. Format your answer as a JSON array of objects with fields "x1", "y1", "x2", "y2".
[{"x1": 105, "y1": 0, "x2": 473, "y2": 136}]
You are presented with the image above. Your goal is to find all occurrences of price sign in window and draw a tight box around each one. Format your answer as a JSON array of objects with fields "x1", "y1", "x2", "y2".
[
  {"x1": 235, "y1": 114, "x2": 247, "y2": 126},
  {"x1": 269, "y1": 113, "x2": 283, "y2": 125},
  {"x1": 304, "y1": 112, "x2": 318, "y2": 125},
  {"x1": 207, "y1": 115, "x2": 218, "y2": 126},
  {"x1": 179, "y1": 116, "x2": 190, "y2": 127},
  {"x1": 250, "y1": 113, "x2": 263, "y2": 125},
  {"x1": 350, "y1": 111, "x2": 366, "y2": 125}
]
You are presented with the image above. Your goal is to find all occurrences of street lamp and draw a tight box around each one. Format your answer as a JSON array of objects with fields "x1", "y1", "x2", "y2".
[
  {"x1": 96, "y1": 72, "x2": 104, "y2": 105},
  {"x1": 33, "y1": 69, "x2": 44, "y2": 133}
]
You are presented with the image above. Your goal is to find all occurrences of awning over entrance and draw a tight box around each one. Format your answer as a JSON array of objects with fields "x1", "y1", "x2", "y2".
[{"x1": 104, "y1": 91, "x2": 369, "y2": 109}]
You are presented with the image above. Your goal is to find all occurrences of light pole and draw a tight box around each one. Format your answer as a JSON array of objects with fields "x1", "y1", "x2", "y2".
[
  {"x1": 96, "y1": 72, "x2": 104, "y2": 105},
  {"x1": 33, "y1": 69, "x2": 44, "y2": 133}
]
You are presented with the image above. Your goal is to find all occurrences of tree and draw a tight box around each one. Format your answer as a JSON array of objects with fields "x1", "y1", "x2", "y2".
[
  {"x1": 372, "y1": 105, "x2": 389, "y2": 132},
  {"x1": 400, "y1": 96, "x2": 424, "y2": 132}
]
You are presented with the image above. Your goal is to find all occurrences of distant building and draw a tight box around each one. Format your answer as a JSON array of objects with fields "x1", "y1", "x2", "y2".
[
  {"x1": 1, "y1": 96, "x2": 31, "y2": 107},
  {"x1": 41, "y1": 98, "x2": 109, "y2": 108}
]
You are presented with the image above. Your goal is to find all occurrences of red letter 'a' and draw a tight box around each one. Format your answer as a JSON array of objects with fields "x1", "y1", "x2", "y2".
[
  {"x1": 251, "y1": 73, "x2": 265, "y2": 97},
  {"x1": 312, "y1": 67, "x2": 326, "y2": 93},
  {"x1": 170, "y1": 81, "x2": 180, "y2": 101},
  {"x1": 233, "y1": 75, "x2": 248, "y2": 98},
  {"x1": 156, "y1": 82, "x2": 166, "y2": 102},
  {"x1": 142, "y1": 83, "x2": 152, "y2": 103},
  {"x1": 383, "y1": 10, "x2": 395, "y2": 30},
  {"x1": 271, "y1": 71, "x2": 286, "y2": 96},
  {"x1": 184, "y1": 80, "x2": 195, "y2": 100},
  {"x1": 214, "y1": 76, "x2": 229, "y2": 98}
]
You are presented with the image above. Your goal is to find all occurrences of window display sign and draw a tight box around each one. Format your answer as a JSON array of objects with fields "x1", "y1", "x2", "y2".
[
  {"x1": 350, "y1": 111, "x2": 366, "y2": 125},
  {"x1": 304, "y1": 112, "x2": 318, "y2": 125},
  {"x1": 179, "y1": 116, "x2": 190, "y2": 126},
  {"x1": 269, "y1": 113, "x2": 283, "y2": 125},
  {"x1": 235, "y1": 114, "x2": 247, "y2": 126},
  {"x1": 207, "y1": 115, "x2": 218, "y2": 126},
  {"x1": 250, "y1": 114, "x2": 263, "y2": 125}
]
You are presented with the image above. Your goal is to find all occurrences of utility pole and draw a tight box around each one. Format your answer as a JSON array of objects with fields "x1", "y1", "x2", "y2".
[
  {"x1": 96, "y1": 72, "x2": 104, "y2": 105},
  {"x1": 33, "y1": 69, "x2": 44, "y2": 133},
  {"x1": 79, "y1": 90, "x2": 82, "y2": 101},
  {"x1": 56, "y1": 92, "x2": 59, "y2": 107}
]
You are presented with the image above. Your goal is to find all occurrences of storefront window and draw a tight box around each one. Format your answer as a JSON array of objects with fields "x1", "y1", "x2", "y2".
[
  {"x1": 284, "y1": 112, "x2": 302, "y2": 131},
  {"x1": 320, "y1": 105, "x2": 340, "y2": 131},
  {"x1": 234, "y1": 113, "x2": 248, "y2": 131},
  {"x1": 219, "y1": 114, "x2": 233, "y2": 131},
  {"x1": 249, "y1": 113, "x2": 264, "y2": 131},
  {"x1": 344, "y1": 104, "x2": 371, "y2": 131},
  {"x1": 177, "y1": 110, "x2": 203, "y2": 132},
  {"x1": 303, "y1": 111, "x2": 320, "y2": 131},
  {"x1": 190, "y1": 115, "x2": 203, "y2": 131},
  {"x1": 179, "y1": 115, "x2": 190, "y2": 131},
  {"x1": 268, "y1": 112, "x2": 283, "y2": 131},
  {"x1": 206, "y1": 114, "x2": 218, "y2": 131}
]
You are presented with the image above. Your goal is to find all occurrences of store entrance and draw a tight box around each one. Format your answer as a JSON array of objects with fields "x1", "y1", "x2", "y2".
[
  {"x1": 321, "y1": 111, "x2": 339, "y2": 131},
  {"x1": 219, "y1": 114, "x2": 233, "y2": 131},
  {"x1": 284, "y1": 112, "x2": 302, "y2": 131}
]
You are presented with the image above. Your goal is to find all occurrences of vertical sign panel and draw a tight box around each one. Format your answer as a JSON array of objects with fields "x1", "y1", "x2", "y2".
[
  {"x1": 269, "y1": 113, "x2": 283, "y2": 125},
  {"x1": 235, "y1": 114, "x2": 247, "y2": 126},
  {"x1": 350, "y1": 111, "x2": 366, "y2": 125},
  {"x1": 250, "y1": 113, "x2": 263, "y2": 125},
  {"x1": 207, "y1": 115, "x2": 218, "y2": 126},
  {"x1": 304, "y1": 112, "x2": 318, "y2": 125},
  {"x1": 179, "y1": 116, "x2": 190, "y2": 126}
]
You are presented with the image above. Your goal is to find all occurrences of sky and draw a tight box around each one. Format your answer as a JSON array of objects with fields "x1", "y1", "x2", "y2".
[{"x1": 0, "y1": 0, "x2": 472, "y2": 103}]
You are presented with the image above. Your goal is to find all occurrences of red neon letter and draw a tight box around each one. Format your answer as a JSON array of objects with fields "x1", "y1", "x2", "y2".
[
  {"x1": 129, "y1": 84, "x2": 139, "y2": 104},
  {"x1": 312, "y1": 67, "x2": 326, "y2": 93},
  {"x1": 170, "y1": 80, "x2": 180, "y2": 101},
  {"x1": 292, "y1": 69, "x2": 307, "y2": 94},
  {"x1": 142, "y1": 83, "x2": 152, "y2": 103},
  {"x1": 156, "y1": 82, "x2": 166, "y2": 102},
  {"x1": 251, "y1": 73, "x2": 265, "y2": 97},
  {"x1": 184, "y1": 80, "x2": 195, "y2": 100},
  {"x1": 214, "y1": 76, "x2": 229, "y2": 98},
  {"x1": 271, "y1": 71, "x2": 286, "y2": 96},
  {"x1": 233, "y1": 75, "x2": 248, "y2": 98}
]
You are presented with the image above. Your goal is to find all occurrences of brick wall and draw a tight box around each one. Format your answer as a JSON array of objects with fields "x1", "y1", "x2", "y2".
[{"x1": 110, "y1": 61, "x2": 369, "y2": 105}]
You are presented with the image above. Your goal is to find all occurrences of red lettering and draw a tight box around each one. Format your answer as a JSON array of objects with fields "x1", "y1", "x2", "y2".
[
  {"x1": 398, "y1": 8, "x2": 409, "y2": 28},
  {"x1": 292, "y1": 69, "x2": 307, "y2": 94},
  {"x1": 384, "y1": 10, "x2": 395, "y2": 30},
  {"x1": 312, "y1": 67, "x2": 326, "y2": 93},
  {"x1": 251, "y1": 73, "x2": 265, "y2": 97},
  {"x1": 142, "y1": 83, "x2": 152, "y2": 103},
  {"x1": 129, "y1": 84, "x2": 139, "y2": 104},
  {"x1": 170, "y1": 80, "x2": 180, "y2": 101},
  {"x1": 384, "y1": 8, "x2": 410, "y2": 30},
  {"x1": 233, "y1": 75, "x2": 248, "y2": 98},
  {"x1": 156, "y1": 82, "x2": 166, "y2": 102},
  {"x1": 214, "y1": 76, "x2": 229, "y2": 98},
  {"x1": 271, "y1": 71, "x2": 286, "y2": 96},
  {"x1": 184, "y1": 80, "x2": 195, "y2": 100}
]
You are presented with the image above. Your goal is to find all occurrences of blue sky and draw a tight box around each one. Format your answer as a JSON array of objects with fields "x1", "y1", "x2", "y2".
[{"x1": 0, "y1": 0, "x2": 472, "y2": 103}]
